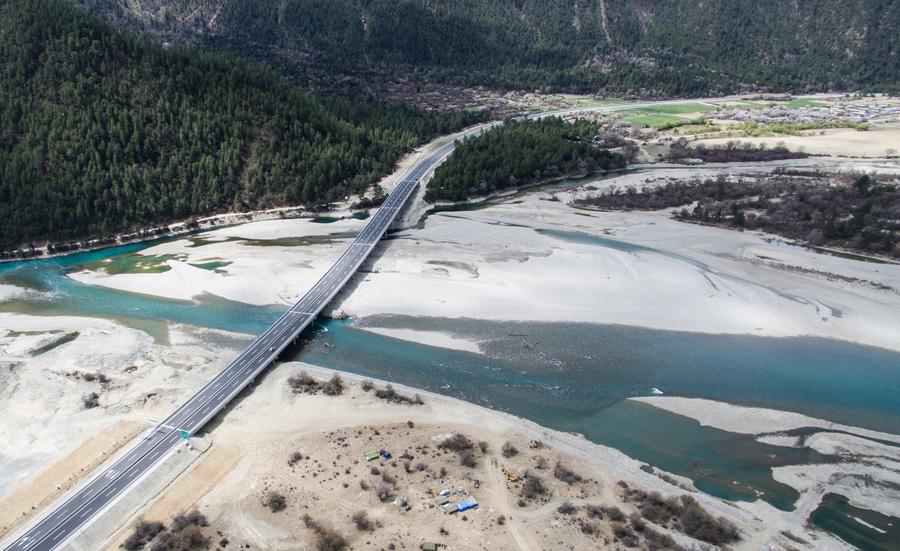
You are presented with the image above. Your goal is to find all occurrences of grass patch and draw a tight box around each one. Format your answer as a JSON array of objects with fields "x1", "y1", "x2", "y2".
[
  {"x1": 628, "y1": 103, "x2": 717, "y2": 115},
  {"x1": 620, "y1": 112, "x2": 684, "y2": 128},
  {"x1": 785, "y1": 99, "x2": 828, "y2": 108},
  {"x1": 720, "y1": 101, "x2": 767, "y2": 109}
]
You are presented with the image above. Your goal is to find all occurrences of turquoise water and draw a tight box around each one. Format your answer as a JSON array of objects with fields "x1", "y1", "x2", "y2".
[
  {"x1": 3, "y1": 238, "x2": 899, "y2": 547},
  {"x1": 287, "y1": 316, "x2": 899, "y2": 512},
  {"x1": 810, "y1": 493, "x2": 900, "y2": 551},
  {"x1": 0, "y1": 239, "x2": 283, "y2": 339}
]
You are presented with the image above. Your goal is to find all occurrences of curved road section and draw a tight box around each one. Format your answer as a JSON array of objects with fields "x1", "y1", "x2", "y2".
[{"x1": 3, "y1": 142, "x2": 454, "y2": 551}]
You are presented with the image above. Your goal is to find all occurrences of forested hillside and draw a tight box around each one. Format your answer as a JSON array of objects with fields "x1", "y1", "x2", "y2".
[
  {"x1": 74, "y1": 0, "x2": 899, "y2": 96},
  {"x1": 0, "y1": 0, "x2": 482, "y2": 250},
  {"x1": 426, "y1": 118, "x2": 626, "y2": 201}
]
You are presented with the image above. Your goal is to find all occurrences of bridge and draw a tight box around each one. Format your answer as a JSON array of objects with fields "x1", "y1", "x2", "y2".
[
  {"x1": 3, "y1": 98, "x2": 740, "y2": 551},
  {"x1": 2, "y1": 142, "x2": 455, "y2": 551}
]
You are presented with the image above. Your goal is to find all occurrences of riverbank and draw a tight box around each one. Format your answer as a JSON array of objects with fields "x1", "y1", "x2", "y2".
[
  {"x1": 43, "y1": 157, "x2": 900, "y2": 354},
  {"x1": 634, "y1": 397, "x2": 900, "y2": 531}
]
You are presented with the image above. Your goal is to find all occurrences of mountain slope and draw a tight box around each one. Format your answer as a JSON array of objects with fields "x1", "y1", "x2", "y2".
[
  {"x1": 0, "y1": 0, "x2": 481, "y2": 250},
  {"x1": 73, "y1": 0, "x2": 899, "y2": 96}
]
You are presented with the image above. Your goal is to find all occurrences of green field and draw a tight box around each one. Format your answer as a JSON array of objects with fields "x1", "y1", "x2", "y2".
[
  {"x1": 620, "y1": 113, "x2": 684, "y2": 127},
  {"x1": 617, "y1": 103, "x2": 718, "y2": 128},
  {"x1": 628, "y1": 103, "x2": 718, "y2": 115},
  {"x1": 720, "y1": 101, "x2": 767, "y2": 110},
  {"x1": 785, "y1": 99, "x2": 828, "y2": 108}
]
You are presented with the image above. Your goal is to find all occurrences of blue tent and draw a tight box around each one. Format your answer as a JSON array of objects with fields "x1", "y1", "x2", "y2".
[{"x1": 456, "y1": 497, "x2": 479, "y2": 512}]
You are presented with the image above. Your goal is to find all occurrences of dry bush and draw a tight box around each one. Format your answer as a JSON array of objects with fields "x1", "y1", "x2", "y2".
[
  {"x1": 288, "y1": 371, "x2": 319, "y2": 394},
  {"x1": 82, "y1": 392, "x2": 100, "y2": 409},
  {"x1": 557, "y1": 502, "x2": 577, "y2": 515},
  {"x1": 585, "y1": 504, "x2": 604, "y2": 519},
  {"x1": 361, "y1": 380, "x2": 374, "y2": 391},
  {"x1": 678, "y1": 496, "x2": 739, "y2": 545},
  {"x1": 265, "y1": 492, "x2": 287, "y2": 512},
  {"x1": 477, "y1": 441, "x2": 489, "y2": 453},
  {"x1": 580, "y1": 521, "x2": 597, "y2": 535},
  {"x1": 459, "y1": 450, "x2": 477, "y2": 468},
  {"x1": 150, "y1": 524, "x2": 209, "y2": 551},
  {"x1": 438, "y1": 434, "x2": 474, "y2": 452},
  {"x1": 613, "y1": 522, "x2": 640, "y2": 547},
  {"x1": 315, "y1": 529, "x2": 347, "y2": 551},
  {"x1": 375, "y1": 483, "x2": 393, "y2": 502},
  {"x1": 374, "y1": 384, "x2": 424, "y2": 405},
  {"x1": 501, "y1": 442, "x2": 518, "y2": 458},
  {"x1": 630, "y1": 511, "x2": 646, "y2": 532},
  {"x1": 521, "y1": 475, "x2": 548, "y2": 499},
  {"x1": 602, "y1": 505, "x2": 626, "y2": 522},
  {"x1": 553, "y1": 463, "x2": 582, "y2": 485},
  {"x1": 170, "y1": 510, "x2": 207, "y2": 532},
  {"x1": 123, "y1": 520, "x2": 165, "y2": 550},
  {"x1": 351, "y1": 511, "x2": 373, "y2": 532},
  {"x1": 644, "y1": 526, "x2": 679, "y2": 551},
  {"x1": 288, "y1": 451, "x2": 304, "y2": 466},
  {"x1": 303, "y1": 515, "x2": 347, "y2": 551},
  {"x1": 322, "y1": 374, "x2": 344, "y2": 396}
]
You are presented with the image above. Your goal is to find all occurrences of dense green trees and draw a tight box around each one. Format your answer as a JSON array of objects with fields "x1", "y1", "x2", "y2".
[
  {"x1": 74, "y1": 0, "x2": 900, "y2": 96},
  {"x1": 425, "y1": 118, "x2": 626, "y2": 202},
  {"x1": 0, "y1": 0, "x2": 483, "y2": 250}
]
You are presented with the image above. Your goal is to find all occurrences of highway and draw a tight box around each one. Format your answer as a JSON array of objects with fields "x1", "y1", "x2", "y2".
[
  {"x1": 2, "y1": 142, "x2": 455, "y2": 551},
  {"x1": 2, "y1": 96, "x2": 762, "y2": 551}
]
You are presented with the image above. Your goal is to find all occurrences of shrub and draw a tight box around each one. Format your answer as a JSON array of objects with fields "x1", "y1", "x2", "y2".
[
  {"x1": 265, "y1": 492, "x2": 287, "y2": 512},
  {"x1": 602, "y1": 505, "x2": 626, "y2": 522},
  {"x1": 151, "y1": 524, "x2": 209, "y2": 551},
  {"x1": 303, "y1": 515, "x2": 347, "y2": 551},
  {"x1": 585, "y1": 504, "x2": 604, "y2": 519},
  {"x1": 580, "y1": 521, "x2": 596, "y2": 535},
  {"x1": 82, "y1": 392, "x2": 100, "y2": 409},
  {"x1": 521, "y1": 476, "x2": 547, "y2": 499},
  {"x1": 361, "y1": 380, "x2": 374, "y2": 391},
  {"x1": 637, "y1": 492, "x2": 682, "y2": 525},
  {"x1": 315, "y1": 529, "x2": 347, "y2": 551},
  {"x1": 170, "y1": 510, "x2": 207, "y2": 532},
  {"x1": 459, "y1": 450, "x2": 477, "y2": 467},
  {"x1": 553, "y1": 463, "x2": 582, "y2": 485},
  {"x1": 644, "y1": 526, "x2": 678, "y2": 551},
  {"x1": 501, "y1": 442, "x2": 518, "y2": 458},
  {"x1": 288, "y1": 451, "x2": 304, "y2": 466},
  {"x1": 557, "y1": 502, "x2": 577, "y2": 515},
  {"x1": 630, "y1": 511, "x2": 646, "y2": 532},
  {"x1": 438, "y1": 434, "x2": 474, "y2": 452},
  {"x1": 288, "y1": 371, "x2": 319, "y2": 394},
  {"x1": 374, "y1": 384, "x2": 423, "y2": 405},
  {"x1": 375, "y1": 483, "x2": 393, "y2": 502},
  {"x1": 496, "y1": 515, "x2": 506, "y2": 525},
  {"x1": 351, "y1": 511, "x2": 373, "y2": 532},
  {"x1": 322, "y1": 374, "x2": 344, "y2": 396},
  {"x1": 678, "y1": 496, "x2": 739, "y2": 545},
  {"x1": 478, "y1": 441, "x2": 489, "y2": 453},
  {"x1": 123, "y1": 520, "x2": 165, "y2": 550}
]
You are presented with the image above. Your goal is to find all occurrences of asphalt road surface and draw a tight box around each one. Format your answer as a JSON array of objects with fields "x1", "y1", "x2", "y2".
[
  {"x1": 2, "y1": 142, "x2": 454, "y2": 551},
  {"x1": 4, "y1": 97, "x2": 753, "y2": 551}
]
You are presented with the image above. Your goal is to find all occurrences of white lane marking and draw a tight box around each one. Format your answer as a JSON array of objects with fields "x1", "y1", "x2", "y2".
[{"x1": 12, "y1": 145, "x2": 429, "y2": 551}]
